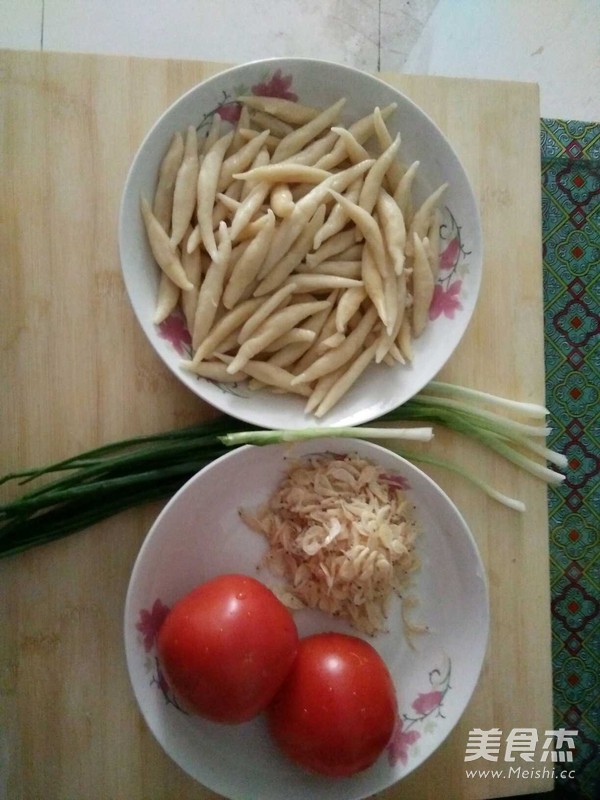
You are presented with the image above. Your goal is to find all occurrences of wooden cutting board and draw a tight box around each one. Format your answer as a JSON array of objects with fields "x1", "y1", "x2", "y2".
[{"x1": 0, "y1": 51, "x2": 553, "y2": 799}]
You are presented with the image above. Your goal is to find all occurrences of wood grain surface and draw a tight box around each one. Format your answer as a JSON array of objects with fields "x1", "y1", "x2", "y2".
[{"x1": 0, "y1": 51, "x2": 553, "y2": 799}]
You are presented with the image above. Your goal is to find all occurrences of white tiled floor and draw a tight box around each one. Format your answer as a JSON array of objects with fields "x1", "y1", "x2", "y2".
[
  {"x1": 1, "y1": 0, "x2": 599, "y2": 121},
  {"x1": 400, "y1": 0, "x2": 600, "y2": 122}
]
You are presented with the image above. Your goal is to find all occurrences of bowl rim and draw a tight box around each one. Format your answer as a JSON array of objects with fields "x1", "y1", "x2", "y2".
[
  {"x1": 118, "y1": 58, "x2": 483, "y2": 429},
  {"x1": 119, "y1": 55, "x2": 483, "y2": 229},
  {"x1": 123, "y1": 436, "x2": 490, "y2": 799}
]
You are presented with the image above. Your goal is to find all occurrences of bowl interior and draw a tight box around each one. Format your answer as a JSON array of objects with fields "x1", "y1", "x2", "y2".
[
  {"x1": 119, "y1": 58, "x2": 482, "y2": 428},
  {"x1": 124, "y1": 438, "x2": 489, "y2": 800}
]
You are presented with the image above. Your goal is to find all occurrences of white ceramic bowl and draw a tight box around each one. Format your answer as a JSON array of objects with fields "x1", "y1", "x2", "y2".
[
  {"x1": 119, "y1": 58, "x2": 482, "y2": 429},
  {"x1": 124, "y1": 438, "x2": 489, "y2": 800}
]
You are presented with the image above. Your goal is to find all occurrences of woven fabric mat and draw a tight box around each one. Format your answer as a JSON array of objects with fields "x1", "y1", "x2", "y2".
[{"x1": 540, "y1": 118, "x2": 600, "y2": 799}]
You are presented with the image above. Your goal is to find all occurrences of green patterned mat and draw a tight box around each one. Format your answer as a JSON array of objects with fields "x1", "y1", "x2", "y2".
[{"x1": 541, "y1": 118, "x2": 599, "y2": 799}]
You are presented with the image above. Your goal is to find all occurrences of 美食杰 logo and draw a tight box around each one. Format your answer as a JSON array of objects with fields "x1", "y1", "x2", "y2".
[{"x1": 463, "y1": 728, "x2": 578, "y2": 782}]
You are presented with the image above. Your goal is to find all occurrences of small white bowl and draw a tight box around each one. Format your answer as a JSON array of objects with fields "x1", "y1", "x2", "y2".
[
  {"x1": 124, "y1": 438, "x2": 489, "y2": 800},
  {"x1": 119, "y1": 58, "x2": 482, "y2": 429}
]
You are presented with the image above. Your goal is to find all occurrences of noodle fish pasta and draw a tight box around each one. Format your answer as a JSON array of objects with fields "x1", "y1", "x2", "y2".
[{"x1": 142, "y1": 95, "x2": 449, "y2": 416}]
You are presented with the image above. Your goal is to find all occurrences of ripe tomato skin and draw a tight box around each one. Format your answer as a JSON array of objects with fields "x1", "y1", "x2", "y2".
[
  {"x1": 266, "y1": 632, "x2": 397, "y2": 777},
  {"x1": 156, "y1": 574, "x2": 298, "y2": 724}
]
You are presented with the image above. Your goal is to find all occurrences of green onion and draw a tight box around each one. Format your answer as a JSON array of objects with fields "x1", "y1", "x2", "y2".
[
  {"x1": 392, "y1": 447, "x2": 528, "y2": 513},
  {"x1": 0, "y1": 382, "x2": 565, "y2": 559},
  {"x1": 379, "y1": 397, "x2": 565, "y2": 486},
  {"x1": 220, "y1": 426, "x2": 434, "y2": 447},
  {"x1": 414, "y1": 393, "x2": 552, "y2": 438},
  {"x1": 426, "y1": 380, "x2": 550, "y2": 419}
]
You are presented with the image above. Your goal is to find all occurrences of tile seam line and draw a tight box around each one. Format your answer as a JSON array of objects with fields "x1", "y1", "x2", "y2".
[{"x1": 377, "y1": 0, "x2": 382, "y2": 72}]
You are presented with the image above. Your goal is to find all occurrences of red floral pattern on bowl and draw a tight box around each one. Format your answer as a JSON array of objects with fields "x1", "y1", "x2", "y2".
[{"x1": 388, "y1": 658, "x2": 452, "y2": 766}]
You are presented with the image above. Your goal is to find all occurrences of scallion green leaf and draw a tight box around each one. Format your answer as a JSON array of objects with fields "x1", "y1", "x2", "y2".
[{"x1": 0, "y1": 382, "x2": 566, "y2": 559}]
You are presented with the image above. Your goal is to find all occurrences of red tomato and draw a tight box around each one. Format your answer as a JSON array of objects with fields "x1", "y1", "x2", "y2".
[
  {"x1": 157, "y1": 574, "x2": 298, "y2": 723},
  {"x1": 267, "y1": 632, "x2": 397, "y2": 777}
]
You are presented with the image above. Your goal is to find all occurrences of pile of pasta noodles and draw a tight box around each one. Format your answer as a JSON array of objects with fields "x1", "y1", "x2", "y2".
[{"x1": 141, "y1": 94, "x2": 448, "y2": 417}]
